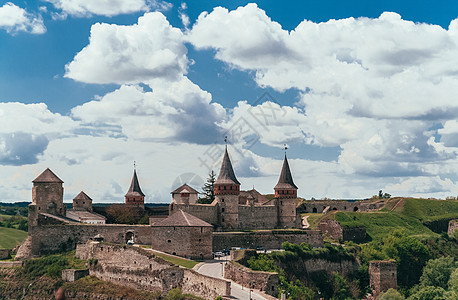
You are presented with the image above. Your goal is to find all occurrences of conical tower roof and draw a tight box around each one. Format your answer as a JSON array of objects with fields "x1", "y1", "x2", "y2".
[
  {"x1": 33, "y1": 168, "x2": 63, "y2": 183},
  {"x1": 125, "y1": 169, "x2": 145, "y2": 197},
  {"x1": 274, "y1": 154, "x2": 298, "y2": 190},
  {"x1": 215, "y1": 147, "x2": 240, "y2": 185}
]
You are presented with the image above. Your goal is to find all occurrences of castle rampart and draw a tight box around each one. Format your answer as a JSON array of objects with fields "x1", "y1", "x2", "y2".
[
  {"x1": 212, "y1": 230, "x2": 324, "y2": 251},
  {"x1": 76, "y1": 242, "x2": 231, "y2": 299}
]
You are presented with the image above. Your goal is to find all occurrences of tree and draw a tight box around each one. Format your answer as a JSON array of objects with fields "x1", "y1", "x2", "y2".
[
  {"x1": 382, "y1": 230, "x2": 430, "y2": 288},
  {"x1": 199, "y1": 170, "x2": 216, "y2": 204},
  {"x1": 449, "y1": 268, "x2": 458, "y2": 295},
  {"x1": 407, "y1": 286, "x2": 447, "y2": 300},
  {"x1": 419, "y1": 256, "x2": 457, "y2": 289},
  {"x1": 379, "y1": 288, "x2": 405, "y2": 300}
]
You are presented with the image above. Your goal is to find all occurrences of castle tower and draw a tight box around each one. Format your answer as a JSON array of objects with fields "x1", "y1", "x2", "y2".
[
  {"x1": 125, "y1": 168, "x2": 145, "y2": 208},
  {"x1": 214, "y1": 147, "x2": 240, "y2": 229},
  {"x1": 73, "y1": 191, "x2": 93, "y2": 212},
  {"x1": 29, "y1": 168, "x2": 65, "y2": 228},
  {"x1": 274, "y1": 154, "x2": 298, "y2": 228}
]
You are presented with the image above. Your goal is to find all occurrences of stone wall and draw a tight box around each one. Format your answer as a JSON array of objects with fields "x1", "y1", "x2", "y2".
[
  {"x1": 62, "y1": 269, "x2": 89, "y2": 282},
  {"x1": 317, "y1": 219, "x2": 366, "y2": 242},
  {"x1": 448, "y1": 220, "x2": 458, "y2": 235},
  {"x1": 224, "y1": 261, "x2": 278, "y2": 296},
  {"x1": 0, "y1": 249, "x2": 11, "y2": 260},
  {"x1": 212, "y1": 230, "x2": 323, "y2": 251},
  {"x1": 77, "y1": 242, "x2": 230, "y2": 299},
  {"x1": 238, "y1": 205, "x2": 277, "y2": 229},
  {"x1": 369, "y1": 260, "x2": 397, "y2": 297},
  {"x1": 30, "y1": 223, "x2": 152, "y2": 256},
  {"x1": 151, "y1": 226, "x2": 213, "y2": 259},
  {"x1": 170, "y1": 203, "x2": 219, "y2": 225},
  {"x1": 297, "y1": 199, "x2": 385, "y2": 213}
]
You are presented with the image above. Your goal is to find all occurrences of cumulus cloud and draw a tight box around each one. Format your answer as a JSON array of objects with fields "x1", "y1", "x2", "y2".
[
  {"x1": 0, "y1": 2, "x2": 46, "y2": 34},
  {"x1": 65, "y1": 12, "x2": 187, "y2": 84},
  {"x1": 71, "y1": 77, "x2": 225, "y2": 144},
  {"x1": 0, "y1": 102, "x2": 76, "y2": 166},
  {"x1": 45, "y1": 0, "x2": 171, "y2": 18},
  {"x1": 0, "y1": 133, "x2": 48, "y2": 166},
  {"x1": 188, "y1": 3, "x2": 458, "y2": 183}
]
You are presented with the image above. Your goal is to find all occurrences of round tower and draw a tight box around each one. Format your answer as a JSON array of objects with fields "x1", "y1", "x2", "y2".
[
  {"x1": 274, "y1": 154, "x2": 298, "y2": 228},
  {"x1": 214, "y1": 147, "x2": 240, "y2": 230}
]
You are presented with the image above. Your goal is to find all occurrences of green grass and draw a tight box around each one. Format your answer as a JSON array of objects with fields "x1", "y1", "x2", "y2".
[
  {"x1": 0, "y1": 227, "x2": 27, "y2": 249},
  {"x1": 151, "y1": 250, "x2": 199, "y2": 268},
  {"x1": 331, "y1": 198, "x2": 458, "y2": 242}
]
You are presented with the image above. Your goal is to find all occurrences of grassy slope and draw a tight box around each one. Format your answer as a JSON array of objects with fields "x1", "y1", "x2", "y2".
[
  {"x1": 305, "y1": 198, "x2": 458, "y2": 242},
  {"x1": 0, "y1": 227, "x2": 27, "y2": 249},
  {"x1": 150, "y1": 250, "x2": 199, "y2": 268}
]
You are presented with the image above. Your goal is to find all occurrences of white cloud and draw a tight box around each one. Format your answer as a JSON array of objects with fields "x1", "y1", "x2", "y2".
[
  {"x1": 71, "y1": 77, "x2": 225, "y2": 144},
  {"x1": 65, "y1": 12, "x2": 187, "y2": 84},
  {"x1": 0, "y1": 2, "x2": 46, "y2": 34},
  {"x1": 0, "y1": 102, "x2": 76, "y2": 166},
  {"x1": 45, "y1": 0, "x2": 172, "y2": 17},
  {"x1": 187, "y1": 3, "x2": 458, "y2": 183}
]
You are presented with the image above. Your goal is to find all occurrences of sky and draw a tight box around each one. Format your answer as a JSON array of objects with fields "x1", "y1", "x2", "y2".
[{"x1": 2, "y1": 0, "x2": 458, "y2": 203}]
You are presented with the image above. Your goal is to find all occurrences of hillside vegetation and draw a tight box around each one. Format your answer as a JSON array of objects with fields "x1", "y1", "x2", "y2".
[
  {"x1": 309, "y1": 198, "x2": 458, "y2": 241},
  {"x1": 0, "y1": 227, "x2": 27, "y2": 249}
]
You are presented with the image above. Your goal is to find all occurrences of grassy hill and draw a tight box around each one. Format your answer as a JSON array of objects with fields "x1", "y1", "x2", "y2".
[
  {"x1": 0, "y1": 227, "x2": 27, "y2": 249},
  {"x1": 306, "y1": 198, "x2": 458, "y2": 242}
]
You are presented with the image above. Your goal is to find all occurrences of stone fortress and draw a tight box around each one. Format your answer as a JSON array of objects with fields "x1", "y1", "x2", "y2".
[{"x1": 13, "y1": 146, "x2": 397, "y2": 298}]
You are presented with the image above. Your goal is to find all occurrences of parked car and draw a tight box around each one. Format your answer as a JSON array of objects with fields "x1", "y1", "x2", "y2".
[{"x1": 214, "y1": 251, "x2": 223, "y2": 257}]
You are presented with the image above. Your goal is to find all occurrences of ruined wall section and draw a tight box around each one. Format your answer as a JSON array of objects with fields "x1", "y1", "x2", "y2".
[
  {"x1": 369, "y1": 260, "x2": 397, "y2": 297},
  {"x1": 224, "y1": 261, "x2": 278, "y2": 297},
  {"x1": 238, "y1": 205, "x2": 277, "y2": 230},
  {"x1": 448, "y1": 220, "x2": 458, "y2": 235},
  {"x1": 213, "y1": 230, "x2": 323, "y2": 251},
  {"x1": 77, "y1": 242, "x2": 230, "y2": 299},
  {"x1": 317, "y1": 219, "x2": 366, "y2": 242},
  {"x1": 30, "y1": 224, "x2": 152, "y2": 256},
  {"x1": 298, "y1": 200, "x2": 385, "y2": 213}
]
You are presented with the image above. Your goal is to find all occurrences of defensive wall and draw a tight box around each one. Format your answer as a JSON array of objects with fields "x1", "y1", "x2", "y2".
[
  {"x1": 76, "y1": 242, "x2": 231, "y2": 299},
  {"x1": 212, "y1": 229, "x2": 324, "y2": 251},
  {"x1": 30, "y1": 217, "x2": 152, "y2": 256},
  {"x1": 369, "y1": 260, "x2": 397, "y2": 297},
  {"x1": 448, "y1": 219, "x2": 458, "y2": 235},
  {"x1": 317, "y1": 219, "x2": 367, "y2": 242},
  {"x1": 151, "y1": 225, "x2": 213, "y2": 260},
  {"x1": 224, "y1": 261, "x2": 278, "y2": 297},
  {"x1": 297, "y1": 199, "x2": 385, "y2": 213},
  {"x1": 170, "y1": 202, "x2": 218, "y2": 225},
  {"x1": 238, "y1": 205, "x2": 278, "y2": 229}
]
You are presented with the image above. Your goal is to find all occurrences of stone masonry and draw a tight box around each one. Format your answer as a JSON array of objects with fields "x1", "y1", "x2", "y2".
[
  {"x1": 369, "y1": 260, "x2": 397, "y2": 297},
  {"x1": 76, "y1": 242, "x2": 231, "y2": 299}
]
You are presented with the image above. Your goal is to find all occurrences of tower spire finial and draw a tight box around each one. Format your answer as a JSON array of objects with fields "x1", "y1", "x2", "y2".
[
  {"x1": 224, "y1": 136, "x2": 228, "y2": 149},
  {"x1": 284, "y1": 144, "x2": 288, "y2": 155},
  {"x1": 134, "y1": 160, "x2": 136, "y2": 170}
]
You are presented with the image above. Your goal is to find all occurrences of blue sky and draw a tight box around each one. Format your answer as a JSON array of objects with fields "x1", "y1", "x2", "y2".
[{"x1": 2, "y1": 0, "x2": 458, "y2": 203}]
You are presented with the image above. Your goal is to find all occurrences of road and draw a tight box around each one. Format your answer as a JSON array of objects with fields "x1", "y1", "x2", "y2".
[{"x1": 196, "y1": 256, "x2": 269, "y2": 300}]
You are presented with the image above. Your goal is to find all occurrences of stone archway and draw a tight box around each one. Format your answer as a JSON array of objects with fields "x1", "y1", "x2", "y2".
[
  {"x1": 125, "y1": 231, "x2": 134, "y2": 243},
  {"x1": 312, "y1": 207, "x2": 317, "y2": 213}
]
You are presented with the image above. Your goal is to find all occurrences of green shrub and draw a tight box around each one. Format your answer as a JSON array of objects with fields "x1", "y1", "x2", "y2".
[{"x1": 167, "y1": 288, "x2": 185, "y2": 300}]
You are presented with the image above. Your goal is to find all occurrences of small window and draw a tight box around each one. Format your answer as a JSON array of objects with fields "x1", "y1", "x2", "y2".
[
  {"x1": 224, "y1": 186, "x2": 226, "y2": 190},
  {"x1": 83, "y1": 201, "x2": 85, "y2": 205},
  {"x1": 222, "y1": 198, "x2": 224, "y2": 202},
  {"x1": 168, "y1": 240, "x2": 171, "y2": 243},
  {"x1": 222, "y1": 208, "x2": 225, "y2": 212}
]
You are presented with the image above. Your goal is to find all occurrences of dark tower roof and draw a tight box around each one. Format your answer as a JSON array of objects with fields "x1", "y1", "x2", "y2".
[
  {"x1": 215, "y1": 147, "x2": 240, "y2": 185},
  {"x1": 73, "y1": 191, "x2": 92, "y2": 201},
  {"x1": 274, "y1": 154, "x2": 298, "y2": 190},
  {"x1": 125, "y1": 169, "x2": 145, "y2": 197},
  {"x1": 32, "y1": 168, "x2": 63, "y2": 183}
]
